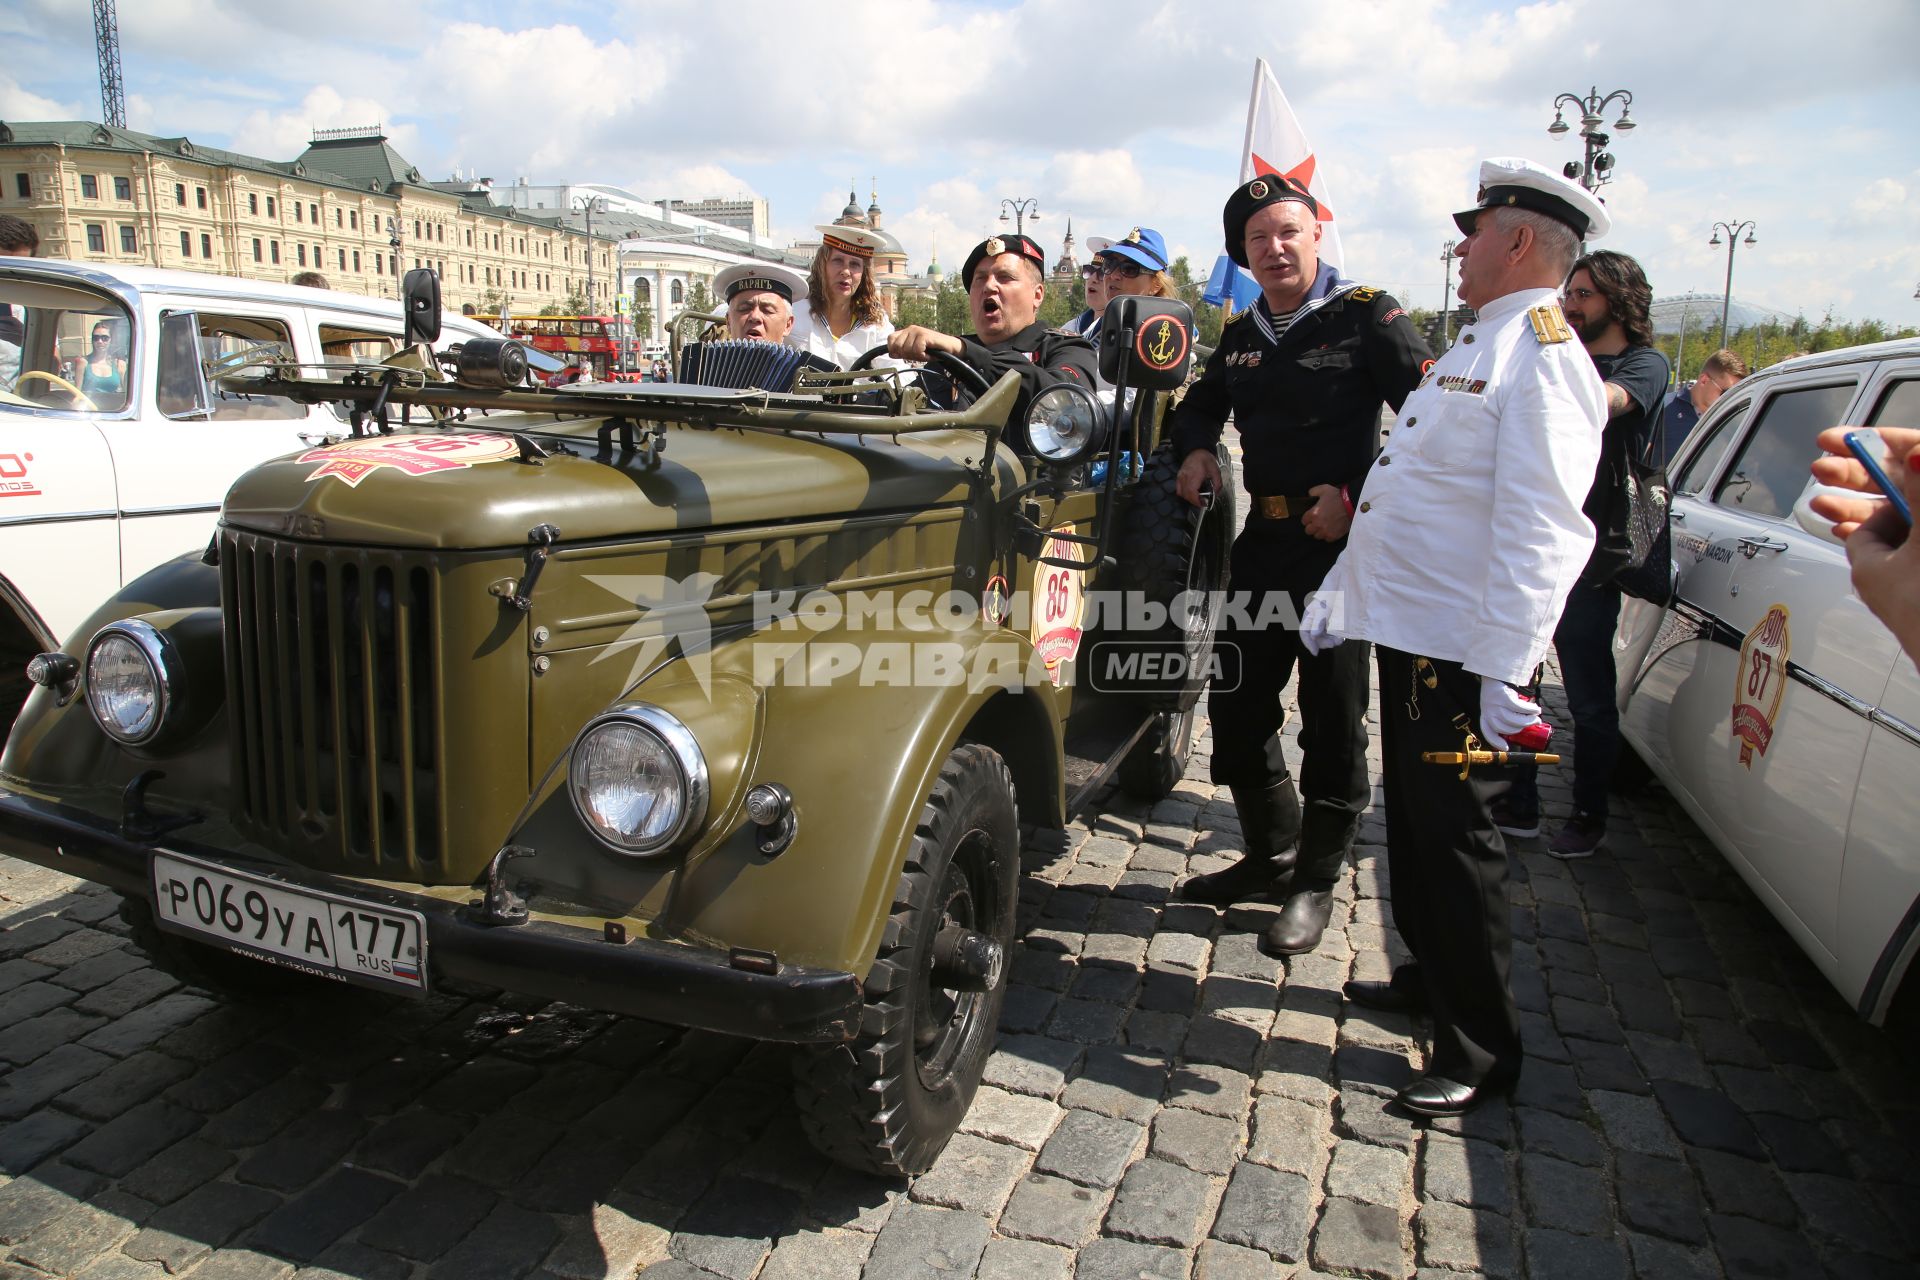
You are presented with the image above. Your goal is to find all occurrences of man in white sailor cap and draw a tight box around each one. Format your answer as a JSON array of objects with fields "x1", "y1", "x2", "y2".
[
  {"x1": 713, "y1": 262, "x2": 808, "y2": 345},
  {"x1": 1298, "y1": 157, "x2": 1609, "y2": 1117}
]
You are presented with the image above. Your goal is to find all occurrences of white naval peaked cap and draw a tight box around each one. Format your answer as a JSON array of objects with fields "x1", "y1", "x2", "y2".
[
  {"x1": 713, "y1": 261, "x2": 809, "y2": 304},
  {"x1": 1453, "y1": 156, "x2": 1610, "y2": 241}
]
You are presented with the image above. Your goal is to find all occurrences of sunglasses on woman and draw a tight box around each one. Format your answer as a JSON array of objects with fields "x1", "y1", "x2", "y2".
[{"x1": 1096, "y1": 261, "x2": 1145, "y2": 279}]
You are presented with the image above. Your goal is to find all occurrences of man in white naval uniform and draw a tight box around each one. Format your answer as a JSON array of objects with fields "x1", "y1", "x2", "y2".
[{"x1": 1300, "y1": 157, "x2": 1610, "y2": 1117}]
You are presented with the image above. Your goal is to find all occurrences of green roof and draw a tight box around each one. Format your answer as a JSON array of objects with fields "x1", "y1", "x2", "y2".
[{"x1": 0, "y1": 119, "x2": 616, "y2": 241}]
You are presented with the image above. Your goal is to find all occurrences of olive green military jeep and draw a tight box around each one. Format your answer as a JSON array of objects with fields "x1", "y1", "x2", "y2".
[{"x1": 0, "y1": 283, "x2": 1234, "y2": 1176}]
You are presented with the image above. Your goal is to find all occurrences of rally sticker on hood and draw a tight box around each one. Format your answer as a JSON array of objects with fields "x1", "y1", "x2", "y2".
[{"x1": 297, "y1": 432, "x2": 519, "y2": 487}]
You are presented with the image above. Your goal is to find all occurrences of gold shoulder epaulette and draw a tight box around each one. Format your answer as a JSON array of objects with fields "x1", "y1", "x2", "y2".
[
  {"x1": 1224, "y1": 304, "x2": 1251, "y2": 326},
  {"x1": 1348, "y1": 285, "x2": 1379, "y2": 302},
  {"x1": 1528, "y1": 304, "x2": 1574, "y2": 344}
]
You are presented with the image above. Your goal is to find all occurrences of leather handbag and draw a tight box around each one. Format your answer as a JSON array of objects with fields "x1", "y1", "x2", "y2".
[{"x1": 1615, "y1": 352, "x2": 1676, "y2": 606}]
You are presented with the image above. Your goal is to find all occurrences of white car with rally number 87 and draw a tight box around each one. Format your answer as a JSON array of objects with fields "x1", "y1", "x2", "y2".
[{"x1": 1614, "y1": 337, "x2": 1920, "y2": 1026}]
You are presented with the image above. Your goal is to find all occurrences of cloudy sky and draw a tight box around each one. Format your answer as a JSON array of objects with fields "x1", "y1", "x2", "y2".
[{"x1": 4, "y1": 0, "x2": 1917, "y2": 325}]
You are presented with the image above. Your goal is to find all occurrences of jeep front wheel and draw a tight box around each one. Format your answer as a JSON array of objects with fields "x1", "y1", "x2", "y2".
[{"x1": 792, "y1": 743, "x2": 1019, "y2": 1176}]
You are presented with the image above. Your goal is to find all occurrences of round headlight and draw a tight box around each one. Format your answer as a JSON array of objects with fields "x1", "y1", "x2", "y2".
[
  {"x1": 1025, "y1": 383, "x2": 1102, "y2": 465},
  {"x1": 568, "y1": 705, "x2": 709, "y2": 856},
  {"x1": 85, "y1": 621, "x2": 169, "y2": 745}
]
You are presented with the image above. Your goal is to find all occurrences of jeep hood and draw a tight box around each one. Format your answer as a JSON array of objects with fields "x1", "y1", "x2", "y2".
[{"x1": 221, "y1": 417, "x2": 1017, "y2": 549}]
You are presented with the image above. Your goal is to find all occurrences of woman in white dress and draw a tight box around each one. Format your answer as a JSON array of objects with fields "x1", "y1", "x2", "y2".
[{"x1": 788, "y1": 224, "x2": 895, "y2": 368}]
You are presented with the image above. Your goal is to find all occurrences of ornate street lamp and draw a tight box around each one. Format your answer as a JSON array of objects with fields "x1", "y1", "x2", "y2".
[
  {"x1": 387, "y1": 216, "x2": 402, "y2": 298},
  {"x1": 572, "y1": 194, "x2": 608, "y2": 308},
  {"x1": 1709, "y1": 220, "x2": 1757, "y2": 347},
  {"x1": 997, "y1": 197, "x2": 1041, "y2": 238},
  {"x1": 1548, "y1": 87, "x2": 1636, "y2": 193},
  {"x1": 1439, "y1": 239, "x2": 1457, "y2": 346}
]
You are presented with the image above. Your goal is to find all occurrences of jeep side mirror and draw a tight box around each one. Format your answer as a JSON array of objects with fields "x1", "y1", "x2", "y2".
[
  {"x1": 1098, "y1": 297, "x2": 1194, "y2": 392},
  {"x1": 402, "y1": 269, "x2": 441, "y2": 346}
]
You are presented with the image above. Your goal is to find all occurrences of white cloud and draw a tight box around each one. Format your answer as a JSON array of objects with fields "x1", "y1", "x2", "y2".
[
  {"x1": 419, "y1": 23, "x2": 671, "y2": 177},
  {"x1": 3, "y1": 0, "x2": 1915, "y2": 324},
  {"x1": 228, "y1": 86, "x2": 417, "y2": 165},
  {"x1": 0, "y1": 72, "x2": 74, "y2": 120},
  {"x1": 1043, "y1": 151, "x2": 1148, "y2": 217}
]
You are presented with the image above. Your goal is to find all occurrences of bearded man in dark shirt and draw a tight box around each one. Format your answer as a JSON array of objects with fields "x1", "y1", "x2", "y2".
[{"x1": 1496, "y1": 249, "x2": 1669, "y2": 858}]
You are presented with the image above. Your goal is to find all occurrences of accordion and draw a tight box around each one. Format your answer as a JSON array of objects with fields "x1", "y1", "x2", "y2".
[{"x1": 677, "y1": 341, "x2": 839, "y2": 392}]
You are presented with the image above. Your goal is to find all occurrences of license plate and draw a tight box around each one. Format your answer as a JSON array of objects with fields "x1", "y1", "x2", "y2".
[{"x1": 150, "y1": 851, "x2": 428, "y2": 994}]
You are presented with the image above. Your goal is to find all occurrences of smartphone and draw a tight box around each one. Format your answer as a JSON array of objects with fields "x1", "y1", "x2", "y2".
[{"x1": 1843, "y1": 430, "x2": 1913, "y2": 528}]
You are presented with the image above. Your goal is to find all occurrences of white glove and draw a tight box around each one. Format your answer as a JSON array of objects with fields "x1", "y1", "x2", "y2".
[
  {"x1": 1299, "y1": 591, "x2": 1342, "y2": 656},
  {"x1": 1478, "y1": 678, "x2": 1550, "y2": 748}
]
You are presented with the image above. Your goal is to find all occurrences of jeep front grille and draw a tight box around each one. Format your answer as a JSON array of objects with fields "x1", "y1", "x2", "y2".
[{"x1": 221, "y1": 530, "x2": 443, "y2": 874}]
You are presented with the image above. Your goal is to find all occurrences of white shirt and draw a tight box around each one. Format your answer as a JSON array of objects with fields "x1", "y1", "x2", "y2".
[
  {"x1": 788, "y1": 299, "x2": 896, "y2": 369},
  {"x1": 1315, "y1": 286, "x2": 1606, "y2": 685}
]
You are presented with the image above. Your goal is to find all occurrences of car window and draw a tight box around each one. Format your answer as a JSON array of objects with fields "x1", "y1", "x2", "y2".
[
  {"x1": 1711, "y1": 381, "x2": 1859, "y2": 519},
  {"x1": 158, "y1": 311, "x2": 305, "y2": 422},
  {"x1": 1866, "y1": 376, "x2": 1920, "y2": 427},
  {"x1": 0, "y1": 278, "x2": 135, "y2": 414},
  {"x1": 318, "y1": 323, "x2": 400, "y2": 374},
  {"x1": 1673, "y1": 399, "x2": 1750, "y2": 495}
]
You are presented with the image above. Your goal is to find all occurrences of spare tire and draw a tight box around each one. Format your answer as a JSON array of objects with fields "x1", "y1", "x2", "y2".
[{"x1": 1086, "y1": 440, "x2": 1236, "y2": 710}]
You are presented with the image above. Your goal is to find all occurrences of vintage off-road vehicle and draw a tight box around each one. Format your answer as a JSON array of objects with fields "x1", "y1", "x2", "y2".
[{"x1": 0, "y1": 278, "x2": 1234, "y2": 1175}]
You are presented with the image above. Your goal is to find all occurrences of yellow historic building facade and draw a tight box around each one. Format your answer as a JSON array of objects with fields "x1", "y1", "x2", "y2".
[{"x1": 0, "y1": 121, "x2": 617, "y2": 315}]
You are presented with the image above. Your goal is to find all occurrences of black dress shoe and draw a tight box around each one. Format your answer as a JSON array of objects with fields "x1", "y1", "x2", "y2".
[
  {"x1": 1393, "y1": 1071, "x2": 1517, "y2": 1118},
  {"x1": 1342, "y1": 977, "x2": 1428, "y2": 1015}
]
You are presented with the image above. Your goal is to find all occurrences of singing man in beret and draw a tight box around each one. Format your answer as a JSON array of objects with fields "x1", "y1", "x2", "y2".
[
  {"x1": 1168, "y1": 173, "x2": 1433, "y2": 960},
  {"x1": 886, "y1": 233, "x2": 1098, "y2": 447}
]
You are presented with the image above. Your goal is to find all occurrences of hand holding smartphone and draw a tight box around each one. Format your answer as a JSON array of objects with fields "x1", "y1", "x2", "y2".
[{"x1": 1843, "y1": 430, "x2": 1913, "y2": 528}]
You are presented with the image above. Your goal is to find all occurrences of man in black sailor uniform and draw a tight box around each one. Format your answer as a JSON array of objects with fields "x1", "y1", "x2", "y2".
[{"x1": 1167, "y1": 173, "x2": 1432, "y2": 957}]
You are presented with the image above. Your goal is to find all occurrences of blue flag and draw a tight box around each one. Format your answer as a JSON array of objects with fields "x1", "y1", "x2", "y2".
[{"x1": 1203, "y1": 254, "x2": 1262, "y2": 311}]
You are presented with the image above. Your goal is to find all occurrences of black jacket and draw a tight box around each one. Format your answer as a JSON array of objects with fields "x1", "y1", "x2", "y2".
[
  {"x1": 1170, "y1": 278, "x2": 1432, "y2": 502},
  {"x1": 926, "y1": 321, "x2": 1100, "y2": 451}
]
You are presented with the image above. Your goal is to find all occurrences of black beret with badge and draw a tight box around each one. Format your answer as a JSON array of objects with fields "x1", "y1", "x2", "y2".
[
  {"x1": 961, "y1": 233, "x2": 1047, "y2": 286},
  {"x1": 1223, "y1": 172, "x2": 1319, "y2": 268}
]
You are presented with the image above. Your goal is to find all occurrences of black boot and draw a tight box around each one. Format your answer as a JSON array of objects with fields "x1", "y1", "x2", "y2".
[
  {"x1": 1261, "y1": 882, "x2": 1334, "y2": 956},
  {"x1": 1178, "y1": 781, "x2": 1301, "y2": 907}
]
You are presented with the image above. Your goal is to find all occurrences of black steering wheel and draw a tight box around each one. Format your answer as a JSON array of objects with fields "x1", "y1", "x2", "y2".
[{"x1": 851, "y1": 344, "x2": 993, "y2": 401}]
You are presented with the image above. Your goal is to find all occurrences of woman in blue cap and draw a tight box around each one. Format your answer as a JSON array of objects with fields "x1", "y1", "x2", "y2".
[{"x1": 1096, "y1": 227, "x2": 1176, "y2": 304}]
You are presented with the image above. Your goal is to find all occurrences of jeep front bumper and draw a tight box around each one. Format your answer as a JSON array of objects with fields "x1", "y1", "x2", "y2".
[{"x1": 0, "y1": 784, "x2": 864, "y2": 1043}]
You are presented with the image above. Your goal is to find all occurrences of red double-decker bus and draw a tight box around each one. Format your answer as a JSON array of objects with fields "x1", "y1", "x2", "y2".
[{"x1": 476, "y1": 315, "x2": 618, "y2": 380}]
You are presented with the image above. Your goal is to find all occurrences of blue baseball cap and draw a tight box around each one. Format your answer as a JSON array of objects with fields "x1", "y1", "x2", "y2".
[{"x1": 1098, "y1": 227, "x2": 1168, "y2": 273}]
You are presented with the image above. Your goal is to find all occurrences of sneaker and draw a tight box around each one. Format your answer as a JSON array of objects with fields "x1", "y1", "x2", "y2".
[
  {"x1": 1490, "y1": 795, "x2": 1540, "y2": 839},
  {"x1": 1549, "y1": 811, "x2": 1607, "y2": 859}
]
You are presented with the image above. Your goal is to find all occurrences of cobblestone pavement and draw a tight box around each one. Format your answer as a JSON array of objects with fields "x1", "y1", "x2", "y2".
[{"x1": 3, "y1": 670, "x2": 1919, "y2": 1280}]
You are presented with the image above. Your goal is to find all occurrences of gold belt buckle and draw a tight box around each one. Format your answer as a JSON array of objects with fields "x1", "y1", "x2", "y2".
[{"x1": 1257, "y1": 494, "x2": 1291, "y2": 519}]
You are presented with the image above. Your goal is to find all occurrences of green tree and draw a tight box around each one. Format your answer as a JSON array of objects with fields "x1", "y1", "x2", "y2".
[
  {"x1": 1653, "y1": 312, "x2": 1918, "y2": 383},
  {"x1": 934, "y1": 273, "x2": 970, "y2": 336},
  {"x1": 1167, "y1": 255, "x2": 1227, "y2": 350},
  {"x1": 685, "y1": 279, "x2": 714, "y2": 316},
  {"x1": 895, "y1": 291, "x2": 938, "y2": 330},
  {"x1": 1038, "y1": 272, "x2": 1083, "y2": 328}
]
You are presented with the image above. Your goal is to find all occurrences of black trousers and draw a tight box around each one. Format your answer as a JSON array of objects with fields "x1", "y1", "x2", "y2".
[
  {"x1": 1208, "y1": 523, "x2": 1371, "y2": 880},
  {"x1": 1376, "y1": 645, "x2": 1522, "y2": 1086}
]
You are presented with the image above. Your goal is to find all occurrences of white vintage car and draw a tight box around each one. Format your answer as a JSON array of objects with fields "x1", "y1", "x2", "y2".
[
  {"x1": 1615, "y1": 337, "x2": 1920, "y2": 1025},
  {"x1": 0, "y1": 260, "x2": 502, "y2": 726}
]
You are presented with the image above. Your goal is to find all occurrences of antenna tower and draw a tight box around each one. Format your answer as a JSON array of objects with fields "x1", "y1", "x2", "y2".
[{"x1": 93, "y1": 0, "x2": 126, "y2": 128}]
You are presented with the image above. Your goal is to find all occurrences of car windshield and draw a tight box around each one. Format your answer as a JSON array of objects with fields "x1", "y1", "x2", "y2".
[{"x1": 0, "y1": 277, "x2": 136, "y2": 414}]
